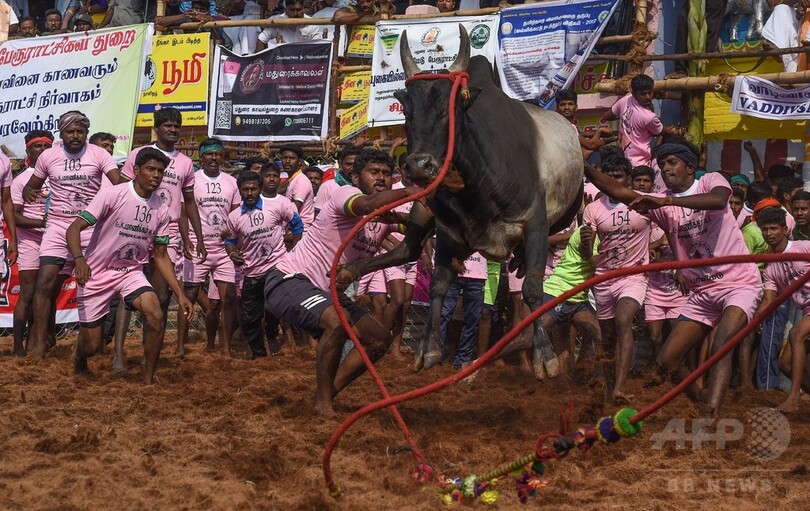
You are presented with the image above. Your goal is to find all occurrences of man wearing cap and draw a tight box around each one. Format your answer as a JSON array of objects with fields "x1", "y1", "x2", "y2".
[
  {"x1": 23, "y1": 110, "x2": 122, "y2": 359},
  {"x1": 585, "y1": 140, "x2": 762, "y2": 416},
  {"x1": 72, "y1": 12, "x2": 92, "y2": 30},
  {"x1": 278, "y1": 145, "x2": 314, "y2": 228}
]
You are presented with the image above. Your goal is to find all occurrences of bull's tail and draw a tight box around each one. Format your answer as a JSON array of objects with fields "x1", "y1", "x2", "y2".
[{"x1": 549, "y1": 181, "x2": 583, "y2": 235}]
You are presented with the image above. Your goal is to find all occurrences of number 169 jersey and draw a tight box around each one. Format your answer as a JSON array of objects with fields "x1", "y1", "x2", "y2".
[{"x1": 80, "y1": 182, "x2": 171, "y2": 274}]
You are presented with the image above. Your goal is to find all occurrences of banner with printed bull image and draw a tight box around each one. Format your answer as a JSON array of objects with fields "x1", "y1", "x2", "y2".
[
  {"x1": 136, "y1": 33, "x2": 210, "y2": 127},
  {"x1": 367, "y1": 16, "x2": 501, "y2": 127},
  {"x1": 496, "y1": 0, "x2": 619, "y2": 109},
  {"x1": 0, "y1": 24, "x2": 152, "y2": 160},
  {"x1": 731, "y1": 75, "x2": 810, "y2": 120},
  {"x1": 209, "y1": 41, "x2": 333, "y2": 141}
]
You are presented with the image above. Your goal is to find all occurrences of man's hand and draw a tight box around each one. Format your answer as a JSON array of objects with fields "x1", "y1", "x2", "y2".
[
  {"x1": 229, "y1": 249, "x2": 245, "y2": 266},
  {"x1": 580, "y1": 223, "x2": 595, "y2": 249},
  {"x1": 675, "y1": 270, "x2": 689, "y2": 296},
  {"x1": 24, "y1": 187, "x2": 41, "y2": 204},
  {"x1": 6, "y1": 241, "x2": 17, "y2": 266},
  {"x1": 628, "y1": 194, "x2": 665, "y2": 214},
  {"x1": 178, "y1": 295, "x2": 196, "y2": 321},
  {"x1": 743, "y1": 141, "x2": 755, "y2": 152},
  {"x1": 335, "y1": 264, "x2": 358, "y2": 291},
  {"x1": 196, "y1": 243, "x2": 208, "y2": 263},
  {"x1": 75, "y1": 257, "x2": 91, "y2": 286}
]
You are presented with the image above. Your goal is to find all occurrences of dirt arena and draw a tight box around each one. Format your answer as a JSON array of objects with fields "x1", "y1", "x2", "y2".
[{"x1": 0, "y1": 332, "x2": 808, "y2": 511}]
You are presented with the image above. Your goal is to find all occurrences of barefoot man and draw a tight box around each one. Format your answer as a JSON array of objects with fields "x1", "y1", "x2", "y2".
[{"x1": 67, "y1": 148, "x2": 194, "y2": 382}]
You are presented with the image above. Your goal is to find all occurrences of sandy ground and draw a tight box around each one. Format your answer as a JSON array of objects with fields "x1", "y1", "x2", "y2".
[{"x1": 0, "y1": 333, "x2": 808, "y2": 511}]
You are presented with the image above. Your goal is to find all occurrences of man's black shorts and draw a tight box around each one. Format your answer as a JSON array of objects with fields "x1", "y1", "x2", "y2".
[
  {"x1": 264, "y1": 268, "x2": 368, "y2": 335},
  {"x1": 542, "y1": 293, "x2": 594, "y2": 323}
]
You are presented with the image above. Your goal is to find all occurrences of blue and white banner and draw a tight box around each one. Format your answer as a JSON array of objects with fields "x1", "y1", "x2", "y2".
[
  {"x1": 731, "y1": 75, "x2": 810, "y2": 120},
  {"x1": 496, "y1": 0, "x2": 619, "y2": 108}
]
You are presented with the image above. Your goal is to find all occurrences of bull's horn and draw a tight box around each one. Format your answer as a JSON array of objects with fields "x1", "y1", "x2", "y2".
[
  {"x1": 399, "y1": 30, "x2": 420, "y2": 79},
  {"x1": 449, "y1": 24, "x2": 470, "y2": 72}
]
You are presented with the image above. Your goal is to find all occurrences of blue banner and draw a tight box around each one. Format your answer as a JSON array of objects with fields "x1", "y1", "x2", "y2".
[{"x1": 496, "y1": 0, "x2": 619, "y2": 108}]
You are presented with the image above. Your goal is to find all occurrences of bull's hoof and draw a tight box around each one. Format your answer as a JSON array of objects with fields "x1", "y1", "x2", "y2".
[
  {"x1": 422, "y1": 350, "x2": 441, "y2": 371},
  {"x1": 543, "y1": 355, "x2": 561, "y2": 379},
  {"x1": 413, "y1": 350, "x2": 425, "y2": 373}
]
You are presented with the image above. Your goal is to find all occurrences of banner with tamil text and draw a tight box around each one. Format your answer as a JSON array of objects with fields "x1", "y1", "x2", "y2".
[
  {"x1": 496, "y1": 0, "x2": 619, "y2": 108},
  {"x1": 136, "y1": 32, "x2": 210, "y2": 127},
  {"x1": 367, "y1": 16, "x2": 500, "y2": 127},
  {"x1": 0, "y1": 24, "x2": 152, "y2": 160},
  {"x1": 209, "y1": 41, "x2": 333, "y2": 141},
  {"x1": 731, "y1": 75, "x2": 810, "y2": 120}
]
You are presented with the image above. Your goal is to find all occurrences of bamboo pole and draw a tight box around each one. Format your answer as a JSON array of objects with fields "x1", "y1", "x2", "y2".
[
  {"x1": 328, "y1": 28, "x2": 341, "y2": 139},
  {"x1": 594, "y1": 69, "x2": 810, "y2": 94},
  {"x1": 591, "y1": 45, "x2": 810, "y2": 62},
  {"x1": 339, "y1": 65, "x2": 372, "y2": 73}
]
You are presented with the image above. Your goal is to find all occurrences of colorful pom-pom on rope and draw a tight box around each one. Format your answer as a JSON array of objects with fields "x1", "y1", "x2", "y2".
[
  {"x1": 596, "y1": 417, "x2": 621, "y2": 444},
  {"x1": 410, "y1": 462, "x2": 435, "y2": 484},
  {"x1": 613, "y1": 408, "x2": 643, "y2": 438},
  {"x1": 329, "y1": 487, "x2": 343, "y2": 498}
]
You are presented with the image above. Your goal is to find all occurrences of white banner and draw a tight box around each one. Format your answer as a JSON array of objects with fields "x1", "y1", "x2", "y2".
[
  {"x1": 496, "y1": 0, "x2": 619, "y2": 108},
  {"x1": 0, "y1": 24, "x2": 152, "y2": 160},
  {"x1": 367, "y1": 16, "x2": 500, "y2": 127},
  {"x1": 731, "y1": 75, "x2": 810, "y2": 120}
]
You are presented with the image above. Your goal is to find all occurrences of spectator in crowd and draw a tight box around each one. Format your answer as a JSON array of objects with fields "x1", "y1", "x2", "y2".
[
  {"x1": 305, "y1": 165, "x2": 323, "y2": 196},
  {"x1": 13, "y1": 15, "x2": 36, "y2": 37},
  {"x1": 436, "y1": 0, "x2": 457, "y2": 13},
  {"x1": 0, "y1": 0, "x2": 19, "y2": 41},
  {"x1": 41, "y1": 8, "x2": 67, "y2": 34},
  {"x1": 58, "y1": 0, "x2": 80, "y2": 29},
  {"x1": 333, "y1": 0, "x2": 395, "y2": 24},
  {"x1": 89, "y1": 132, "x2": 117, "y2": 155},
  {"x1": 71, "y1": 11, "x2": 94, "y2": 30},
  {"x1": 256, "y1": 0, "x2": 324, "y2": 51}
]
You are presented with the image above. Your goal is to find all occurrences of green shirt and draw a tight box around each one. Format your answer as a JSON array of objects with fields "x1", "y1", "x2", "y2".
[
  {"x1": 544, "y1": 227, "x2": 599, "y2": 303},
  {"x1": 741, "y1": 221, "x2": 768, "y2": 271}
]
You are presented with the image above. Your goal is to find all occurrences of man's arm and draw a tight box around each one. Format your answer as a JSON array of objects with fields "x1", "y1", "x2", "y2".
[
  {"x1": 13, "y1": 204, "x2": 45, "y2": 229},
  {"x1": 744, "y1": 141, "x2": 766, "y2": 183},
  {"x1": 755, "y1": 289, "x2": 776, "y2": 318},
  {"x1": 22, "y1": 175, "x2": 45, "y2": 204},
  {"x1": 583, "y1": 165, "x2": 639, "y2": 206},
  {"x1": 66, "y1": 217, "x2": 92, "y2": 285},
  {"x1": 154, "y1": 243, "x2": 194, "y2": 320},
  {"x1": 98, "y1": 1, "x2": 114, "y2": 27},
  {"x1": 332, "y1": 6, "x2": 378, "y2": 24},
  {"x1": 105, "y1": 167, "x2": 122, "y2": 185},
  {"x1": 182, "y1": 188, "x2": 207, "y2": 262},
  {"x1": 287, "y1": 211, "x2": 304, "y2": 247},
  {"x1": 345, "y1": 186, "x2": 420, "y2": 217},
  {"x1": 2, "y1": 186, "x2": 17, "y2": 265}
]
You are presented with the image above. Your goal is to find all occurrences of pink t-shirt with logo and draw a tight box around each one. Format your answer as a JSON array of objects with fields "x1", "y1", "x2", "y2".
[
  {"x1": 276, "y1": 185, "x2": 395, "y2": 291},
  {"x1": 226, "y1": 195, "x2": 298, "y2": 277},
  {"x1": 388, "y1": 180, "x2": 413, "y2": 244},
  {"x1": 612, "y1": 94, "x2": 664, "y2": 168},
  {"x1": 646, "y1": 173, "x2": 761, "y2": 292},
  {"x1": 583, "y1": 195, "x2": 651, "y2": 274},
  {"x1": 285, "y1": 171, "x2": 314, "y2": 228},
  {"x1": 314, "y1": 178, "x2": 341, "y2": 215},
  {"x1": 646, "y1": 226, "x2": 688, "y2": 307},
  {"x1": 190, "y1": 171, "x2": 240, "y2": 250},
  {"x1": 0, "y1": 152, "x2": 12, "y2": 226},
  {"x1": 763, "y1": 240, "x2": 810, "y2": 313},
  {"x1": 81, "y1": 182, "x2": 170, "y2": 274},
  {"x1": 462, "y1": 252, "x2": 488, "y2": 280},
  {"x1": 11, "y1": 168, "x2": 50, "y2": 244},
  {"x1": 121, "y1": 145, "x2": 195, "y2": 226},
  {"x1": 32, "y1": 144, "x2": 117, "y2": 226}
]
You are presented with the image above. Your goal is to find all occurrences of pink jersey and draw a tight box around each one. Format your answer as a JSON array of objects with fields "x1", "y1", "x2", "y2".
[
  {"x1": 763, "y1": 240, "x2": 810, "y2": 313},
  {"x1": 11, "y1": 168, "x2": 50, "y2": 244},
  {"x1": 389, "y1": 180, "x2": 413, "y2": 244},
  {"x1": 583, "y1": 195, "x2": 651, "y2": 274},
  {"x1": 313, "y1": 178, "x2": 341, "y2": 215},
  {"x1": 226, "y1": 195, "x2": 298, "y2": 277},
  {"x1": 462, "y1": 252, "x2": 488, "y2": 280},
  {"x1": 276, "y1": 185, "x2": 395, "y2": 291},
  {"x1": 121, "y1": 145, "x2": 195, "y2": 225},
  {"x1": 80, "y1": 182, "x2": 171, "y2": 274},
  {"x1": 0, "y1": 152, "x2": 11, "y2": 227},
  {"x1": 190, "y1": 171, "x2": 240, "y2": 249},
  {"x1": 646, "y1": 226, "x2": 687, "y2": 307},
  {"x1": 612, "y1": 94, "x2": 663, "y2": 167},
  {"x1": 285, "y1": 171, "x2": 314, "y2": 227},
  {"x1": 646, "y1": 173, "x2": 761, "y2": 292},
  {"x1": 33, "y1": 144, "x2": 117, "y2": 226}
]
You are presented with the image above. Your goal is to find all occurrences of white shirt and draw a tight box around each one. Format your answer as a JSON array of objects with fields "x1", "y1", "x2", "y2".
[{"x1": 257, "y1": 13, "x2": 323, "y2": 49}]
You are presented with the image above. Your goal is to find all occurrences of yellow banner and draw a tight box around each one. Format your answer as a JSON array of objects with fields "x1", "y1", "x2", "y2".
[
  {"x1": 339, "y1": 70, "x2": 371, "y2": 104},
  {"x1": 703, "y1": 56, "x2": 806, "y2": 141},
  {"x1": 136, "y1": 33, "x2": 211, "y2": 127},
  {"x1": 346, "y1": 25, "x2": 375, "y2": 58},
  {"x1": 340, "y1": 100, "x2": 369, "y2": 140}
]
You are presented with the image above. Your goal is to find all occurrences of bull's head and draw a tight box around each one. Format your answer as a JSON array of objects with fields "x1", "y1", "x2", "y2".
[{"x1": 394, "y1": 25, "x2": 477, "y2": 188}]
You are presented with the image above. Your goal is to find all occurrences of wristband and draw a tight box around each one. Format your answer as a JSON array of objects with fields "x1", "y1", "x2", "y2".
[
  {"x1": 73, "y1": 255, "x2": 85, "y2": 260},
  {"x1": 666, "y1": 196, "x2": 674, "y2": 206}
]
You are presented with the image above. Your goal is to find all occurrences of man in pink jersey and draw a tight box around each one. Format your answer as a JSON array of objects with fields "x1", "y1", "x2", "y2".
[
  {"x1": 756, "y1": 207, "x2": 810, "y2": 413},
  {"x1": 11, "y1": 130, "x2": 53, "y2": 356},
  {"x1": 111, "y1": 108, "x2": 207, "y2": 371},
  {"x1": 581, "y1": 155, "x2": 651, "y2": 404},
  {"x1": 66, "y1": 148, "x2": 193, "y2": 383},
  {"x1": 0, "y1": 140, "x2": 18, "y2": 307},
  {"x1": 314, "y1": 145, "x2": 360, "y2": 216},
  {"x1": 603, "y1": 75, "x2": 682, "y2": 168},
  {"x1": 585, "y1": 141, "x2": 762, "y2": 415},
  {"x1": 278, "y1": 145, "x2": 314, "y2": 228},
  {"x1": 225, "y1": 171, "x2": 304, "y2": 358},
  {"x1": 265, "y1": 149, "x2": 418, "y2": 415},
  {"x1": 23, "y1": 111, "x2": 121, "y2": 359},
  {"x1": 176, "y1": 138, "x2": 241, "y2": 357}
]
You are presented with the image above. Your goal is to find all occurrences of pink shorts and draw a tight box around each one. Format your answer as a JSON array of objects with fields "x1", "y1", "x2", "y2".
[
  {"x1": 645, "y1": 303, "x2": 683, "y2": 322},
  {"x1": 17, "y1": 235, "x2": 42, "y2": 272},
  {"x1": 358, "y1": 269, "x2": 387, "y2": 295},
  {"x1": 508, "y1": 269, "x2": 524, "y2": 294},
  {"x1": 207, "y1": 278, "x2": 219, "y2": 300},
  {"x1": 680, "y1": 285, "x2": 761, "y2": 327},
  {"x1": 384, "y1": 261, "x2": 417, "y2": 286},
  {"x1": 78, "y1": 270, "x2": 152, "y2": 326},
  {"x1": 39, "y1": 222, "x2": 90, "y2": 276},
  {"x1": 594, "y1": 275, "x2": 648, "y2": 320},
  {"x1": 184, "y1": 246, "x2": 235, "y2": 285}
]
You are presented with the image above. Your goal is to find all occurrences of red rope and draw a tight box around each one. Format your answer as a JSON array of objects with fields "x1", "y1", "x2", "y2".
[
  {"x1": 323, "y1": 252, "x2": 810, "y2": 491},
  {"x1": 323, "y1": 71, "x2": 469, "y2": 495}
]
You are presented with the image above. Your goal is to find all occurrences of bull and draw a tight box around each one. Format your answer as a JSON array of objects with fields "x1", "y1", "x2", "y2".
[{"x1": 337, "y1": 26, "x2": 584, "y2": 378}]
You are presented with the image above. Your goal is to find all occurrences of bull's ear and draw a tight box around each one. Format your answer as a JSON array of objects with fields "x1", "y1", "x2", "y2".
[
  {"x1": 462, "y1": 86, "x2": 481, "y2": 108},
  {"x1": 394, "y1": 90, "x2": 407, "y2": 107}
]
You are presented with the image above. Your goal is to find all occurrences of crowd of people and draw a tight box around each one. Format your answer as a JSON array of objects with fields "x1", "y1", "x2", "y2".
[{"x1": 1, "y1": 60, "x2": 810, "y2": 418}]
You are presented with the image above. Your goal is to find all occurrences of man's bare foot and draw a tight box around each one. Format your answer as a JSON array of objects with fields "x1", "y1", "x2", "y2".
[
  {"x1": 612, "y1": 390, "x2": 631, "y2": 406},
  {"x1": 12, "y1": 344, "x2": 25, "y2": 357},
  {"x1": 778, "y1": 397, "x2": 800, "y2": 414},
  {"x1": 174, "y1": 349, "x2": 186, "y2": 360},
  {"x1": 314, "y1": 401, "x2": 336, "y2": 417},
  {"x1": 28, "y1": 341, "x2": 47, "y2": 361},
  {"x1": 221, "y1": 345, "x2": 232, "y2": 357},
  {"x1": 111, "y1": 359, "x2": 127, "y2": 375}
]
